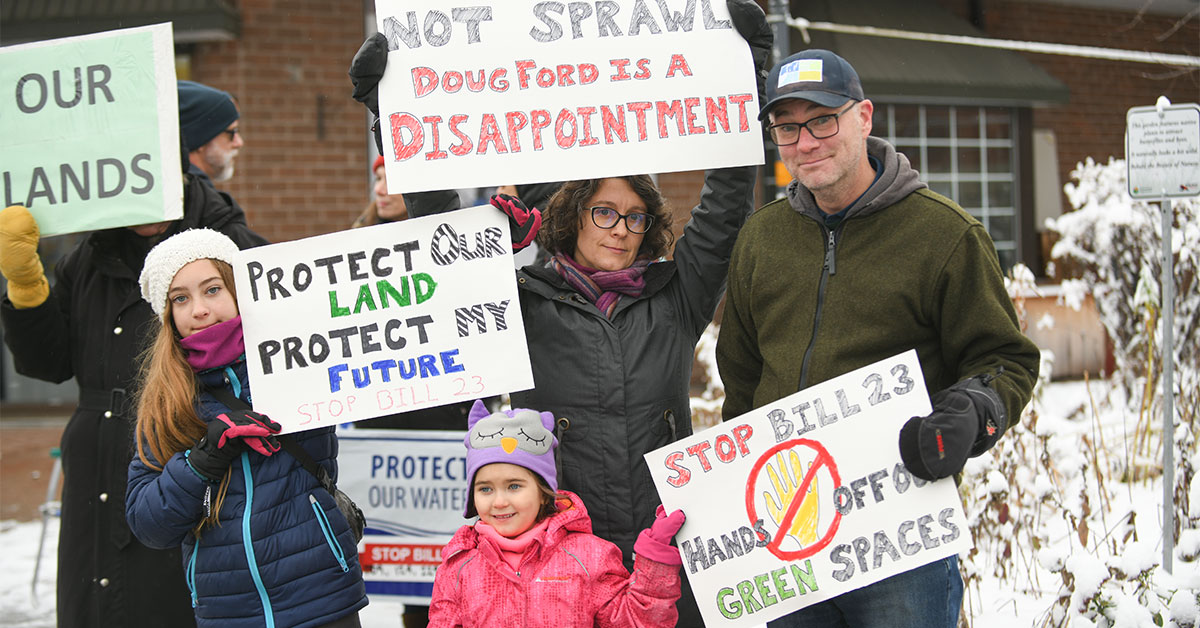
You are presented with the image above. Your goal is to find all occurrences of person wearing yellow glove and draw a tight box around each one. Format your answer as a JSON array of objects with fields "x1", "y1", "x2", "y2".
[
  {"x1": 1, "y1": 93, "x2": 268, "y2": 626},
  {"x1": 0, "y1": 205, "x2": 50, "y2": 309}
]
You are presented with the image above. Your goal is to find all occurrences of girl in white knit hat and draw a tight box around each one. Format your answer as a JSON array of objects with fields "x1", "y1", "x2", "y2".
[{"x1": 124, "y1": 228, "x2": 368, "y2": 628}]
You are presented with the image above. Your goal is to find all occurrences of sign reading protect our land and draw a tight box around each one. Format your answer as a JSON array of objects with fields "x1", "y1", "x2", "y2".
[
  {"x1": 1126, "y1": 103, "x2": 1200, "y2": 199},
  {"x1": 374, "y1": 0, "x2": 763, "y2": 193},
  {"x1": 0, "y1": 23, "x2": 183, "y2": 236},
  {"x1": 645, "y1": 351, "x2": 973, "y2": 627},
  {"x1": 337, "y1": 429, "x2": 468, "y2": 604},
  {"x1": 234, "y1": 206, "x2": 533, "y2": 433}
]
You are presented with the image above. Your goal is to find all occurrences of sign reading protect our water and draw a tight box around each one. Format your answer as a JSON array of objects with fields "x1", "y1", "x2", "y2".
[
  {"x1": 234, "y1": 206, "x2": 533, "y2": 433},
  {"x1": 337, "y1": 429, "x2": 468, "y2": 604},
  {"x1": 374, "y1": 0, "x2": 763, "y2": 194},
  {"x1": 0, "y1": 23, "x2": 183, "y2": 236},
  {"x1": 1126, "y1": 103, "x2": 1200, "y2": 199},
  {"x1": 645, "y1": 351, "x2": 972, "y2": 627}
]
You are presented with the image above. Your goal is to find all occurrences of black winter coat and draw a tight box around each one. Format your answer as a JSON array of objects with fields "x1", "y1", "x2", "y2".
[{"x1": 1, "y1": 174, "x2": 267, "y2": 628}]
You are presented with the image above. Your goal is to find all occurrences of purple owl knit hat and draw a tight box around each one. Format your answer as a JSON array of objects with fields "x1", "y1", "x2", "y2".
[{"x1": 463, "y1": 399, "x2": 558, "y2": 517}]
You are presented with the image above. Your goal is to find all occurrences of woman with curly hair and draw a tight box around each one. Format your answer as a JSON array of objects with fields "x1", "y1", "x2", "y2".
[{"x1": 348, "y1": 3, "x2": 771, "y2": 623}]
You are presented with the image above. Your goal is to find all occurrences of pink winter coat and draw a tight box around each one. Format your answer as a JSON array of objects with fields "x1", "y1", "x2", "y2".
[{"x1": 428, "y1": 491, "x2": 681, "y2": 628}]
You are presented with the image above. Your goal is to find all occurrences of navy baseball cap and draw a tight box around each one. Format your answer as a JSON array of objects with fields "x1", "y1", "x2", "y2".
[{"x1": 759, "y1": 49, "x2": 865, "y2": 121}]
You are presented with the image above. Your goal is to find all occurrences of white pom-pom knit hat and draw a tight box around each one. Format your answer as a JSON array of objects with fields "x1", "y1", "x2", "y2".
[{"x1": 139, "y1": 228, "x2": 239, "y2": 317}]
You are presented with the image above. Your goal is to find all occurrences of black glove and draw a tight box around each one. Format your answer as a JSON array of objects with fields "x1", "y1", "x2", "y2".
[
  {"x1": 727, "y1": 0, "x2": 773, "y2": 107},
  {"x1": 899, "y1": 375, "x2": 1007, "y2": 481},
  {"x1": 490, "y1": 193, "x2": 542, "y2": 252},
  {"x1": 187, "y1": 410, "x2": 283, "y2": 482},
  {"x1": 349, "y1": 32, "x2": 389, "y2": 153}
]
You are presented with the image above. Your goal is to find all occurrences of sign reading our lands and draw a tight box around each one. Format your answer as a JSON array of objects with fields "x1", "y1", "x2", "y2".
[
  {"x1": 645, "y1": 351, "x2": 972, "y2": 627},
  {"x1": 234, "y1": 206, "x2": 533, "y2": 433},
  {"x1": 337, "y1": 429, "x2": 469, "y2": 604},
  {"x1": 0, "y1": 23, "x2": 183, "y2": 236},
  {"x1": 374, "y1": 0, "x2": 763, "y2": 194}
]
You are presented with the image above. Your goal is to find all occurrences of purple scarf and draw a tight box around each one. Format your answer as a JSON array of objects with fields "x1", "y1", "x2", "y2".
[
  {"x1": 179, "y1": 316, "x2": 245, "y2": 371},
  {"x1": 550, "y1": 254, "x2": 650, "y2": 318}
]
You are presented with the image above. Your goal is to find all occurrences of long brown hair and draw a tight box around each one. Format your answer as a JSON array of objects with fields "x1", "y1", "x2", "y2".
[
  {"x1": 134, "y1": 259, "x2": 239, "y2": 533},
  {"x1": 537, "y1": 176, "x2": 674, "y2": 261}
]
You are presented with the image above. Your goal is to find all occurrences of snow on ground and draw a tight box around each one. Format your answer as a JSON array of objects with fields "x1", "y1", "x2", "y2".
[{"x1": 1, "y1": 379, "x2": 1194, "y2": 627}]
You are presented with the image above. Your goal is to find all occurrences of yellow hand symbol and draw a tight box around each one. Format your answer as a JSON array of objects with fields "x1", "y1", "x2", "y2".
[{"x1": 762, "y1": 450, "x2": 820, "y2": 546}]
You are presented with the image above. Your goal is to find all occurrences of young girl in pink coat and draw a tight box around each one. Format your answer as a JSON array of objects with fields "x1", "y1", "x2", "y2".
[{"x1": 429, "y1": 400, "x2": 685, "y2": 628}]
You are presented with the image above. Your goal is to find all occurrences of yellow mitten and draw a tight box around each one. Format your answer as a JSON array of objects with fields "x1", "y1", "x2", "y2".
[{"x1": 0, "y1": 205, "x2": 49, "y2": 308}]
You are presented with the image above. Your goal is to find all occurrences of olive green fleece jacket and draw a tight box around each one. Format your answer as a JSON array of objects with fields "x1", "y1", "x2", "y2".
[{"x1": 716, "y1": 137, "x2": 1039, "y2": 431}]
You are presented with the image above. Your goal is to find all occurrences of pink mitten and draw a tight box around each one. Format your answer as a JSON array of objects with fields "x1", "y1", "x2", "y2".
[
  {"x1": 489, "y1": 193, "x2": 542, "y2": 252},
  {"x1": 634, "y1": 505, "x2": 685, "y2": 566}
]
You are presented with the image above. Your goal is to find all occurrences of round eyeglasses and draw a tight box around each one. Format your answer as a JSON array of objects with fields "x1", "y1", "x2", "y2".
[
  {"x1": 586, "y1": 206, "x2": 654, "y2": 234},
  {"x1": 766, "y1": 101, "x2": 859, "y2": 146}
]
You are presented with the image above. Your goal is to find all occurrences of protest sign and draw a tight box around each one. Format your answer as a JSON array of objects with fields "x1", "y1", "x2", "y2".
[
  {"x1": 234, "y1": 205, "x2": 533, "y2": 433},
  {"x1": 374, "y1": 0, "x2": 763, "y2": 193},
  {"x1": 1, "y1": 23, "x2": 183, "y2": 236},
  {"x1": 337, "y1": 428, "x2": 468, "y2": 604},
  {"x1": 645, "y1": 350, "x2": 972, "y2": 626}
]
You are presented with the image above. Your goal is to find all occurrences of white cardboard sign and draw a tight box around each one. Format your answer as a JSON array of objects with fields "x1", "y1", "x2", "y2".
[
  {"x1": 374, "y1": 0, "x2": 763, "y2": 193},
  {"x1": 645, "y1": 350, "x2": 972, "y2": 626},
  {"x1": 234, "y1": 206, "x2": 533, "y2": 433}
]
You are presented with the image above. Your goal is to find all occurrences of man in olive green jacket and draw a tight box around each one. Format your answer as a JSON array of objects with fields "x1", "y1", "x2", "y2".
[{"x1": 715, "y1": 49, "x2": 1040, "y2": 628}]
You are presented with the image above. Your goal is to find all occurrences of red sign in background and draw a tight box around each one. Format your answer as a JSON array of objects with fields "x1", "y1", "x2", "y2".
[
  {"x1": 744, "y1": 439, "x2": 843, "y2": 561},
  {"x1": 360, "y1": 543, "x2": 444, "y2": 566}
]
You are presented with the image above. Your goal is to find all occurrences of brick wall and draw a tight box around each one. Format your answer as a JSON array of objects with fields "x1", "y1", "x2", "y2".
[
  {"x1": 185, "y1": 3, "x2": 763, "y2": 249},
  {"x1": 189, "y1": 0, "x2": 369, "y2": 243},
  {"x1": 974, "y1": 1, "x2": 1198, "y2": 203}
]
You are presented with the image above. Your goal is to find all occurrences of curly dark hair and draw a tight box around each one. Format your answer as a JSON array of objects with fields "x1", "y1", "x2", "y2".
[{"x1": 536, "y1": 176, "x2": 675, "y2": 262}]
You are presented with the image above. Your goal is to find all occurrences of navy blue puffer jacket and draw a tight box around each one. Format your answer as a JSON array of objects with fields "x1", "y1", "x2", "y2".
[{"x1": 126, "y1": 359, "x2": 367, "y2": 628}]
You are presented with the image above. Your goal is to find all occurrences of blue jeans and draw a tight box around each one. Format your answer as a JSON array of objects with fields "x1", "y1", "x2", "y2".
[{"x1": 767, "y1": 556, "x2": 963, "y2": 628}]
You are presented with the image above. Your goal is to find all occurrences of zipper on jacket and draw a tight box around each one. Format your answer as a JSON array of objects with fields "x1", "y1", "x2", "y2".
[
  {"x1": 799, "y1": 225, "x2": 841, "y2": 390},
  {"x1": 240, "y1": 453, "x2": 276, "y2": 628},
  {"x1": 310, "y1": 494, "x2": 350, "y2": 572},
  {"x1": 186, "y1": 542, "x2": 199, "y2": 608},
  {"x1": 224, "y1": 366, "x2": 242, "y2": 398},
  {"x1": 823, "y1": 229, "x2": 837, "y2": 276}
]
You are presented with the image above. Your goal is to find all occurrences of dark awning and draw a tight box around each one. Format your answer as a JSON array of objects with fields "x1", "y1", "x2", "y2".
[
  {"x1": 2, "y1": 0, "x2": 240, "y2": 46},
  {"x1": 788, "y1": 0, "x2": 1070, "y2": 106}
]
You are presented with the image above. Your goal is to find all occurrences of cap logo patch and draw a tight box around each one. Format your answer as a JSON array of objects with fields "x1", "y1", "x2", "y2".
[{"x1": 778, "y1": 59, "x2": 823, "y2": 88}]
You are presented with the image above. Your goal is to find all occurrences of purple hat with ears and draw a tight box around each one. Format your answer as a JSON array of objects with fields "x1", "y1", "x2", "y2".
[{"x1": 463, "y1": 399, "x2": 558, "y2": 517}]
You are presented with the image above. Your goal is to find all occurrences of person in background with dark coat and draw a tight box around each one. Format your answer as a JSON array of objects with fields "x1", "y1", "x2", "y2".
[
  {"x1": 347, "y1": 3, "x2": 772, "y2": 623},
  {"x1": 0, "y1": 95, "x2": 268, "y2": 625},
  {"x1": 179, "y1": 80, "x2": 244, "y2": 187},
  {"x1": 352, "y1": 155, "x2": 408, "y2": 228}
]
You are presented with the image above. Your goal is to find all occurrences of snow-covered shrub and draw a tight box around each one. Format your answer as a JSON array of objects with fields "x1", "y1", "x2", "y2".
[
  {"x1": 957, "y1": 157, "x2": 1199, "y2": 627},
  {"x1": 1048, "y1": 156, "x2": 1198, "y2": 537}
]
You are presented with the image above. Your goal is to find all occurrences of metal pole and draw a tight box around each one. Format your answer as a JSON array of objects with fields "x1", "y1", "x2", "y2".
[
  {"x1": 1161, "y1": 197, "x2": 1175, "y2": 574},
  {"x1": 766, "y1": 0, "x2": 790, "y2": 198}
]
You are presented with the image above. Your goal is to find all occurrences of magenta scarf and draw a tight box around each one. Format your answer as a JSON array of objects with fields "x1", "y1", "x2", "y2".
[
  {"x1": 549, "y1": 253, "x2": 650, "y2": 318},
  {"x1": 475, "y1": 519, "x2": 551, "y2": 569},
  {"x1": 179, "y1": 316, "x2": 245, "y2": 371}
]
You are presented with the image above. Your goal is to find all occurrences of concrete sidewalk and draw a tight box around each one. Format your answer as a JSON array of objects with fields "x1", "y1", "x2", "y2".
[{"x1": 1, "y1": 407, "x2": 70, "y2": 522}]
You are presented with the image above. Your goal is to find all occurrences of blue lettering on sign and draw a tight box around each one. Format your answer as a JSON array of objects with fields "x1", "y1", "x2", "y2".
[{"x1": 370, "y1": 454, "x2": 467, "y2": 481}]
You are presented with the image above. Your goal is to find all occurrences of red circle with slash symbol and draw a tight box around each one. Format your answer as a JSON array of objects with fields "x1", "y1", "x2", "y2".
[{"x1": 745, "y1": 438, "x2": 843, "y2": 561}]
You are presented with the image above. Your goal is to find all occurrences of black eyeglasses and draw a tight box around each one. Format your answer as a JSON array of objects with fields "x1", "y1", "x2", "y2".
[
  {"x1": 766, "y1": 101, "x2": 859, "y2": 146},
  {"x1": 585, "y1": 206, "x2": 654, "y2": 234},
  {"x1": 221, "y1": 127, "x2": 241, "y2": 141}
]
